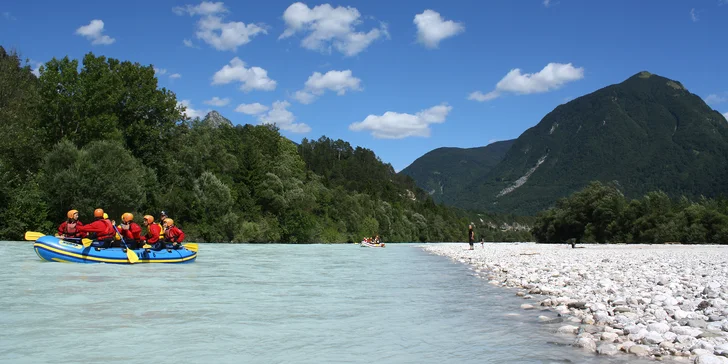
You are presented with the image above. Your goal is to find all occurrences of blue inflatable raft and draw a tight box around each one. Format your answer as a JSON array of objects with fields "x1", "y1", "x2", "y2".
[{"x1": 33, "y1": 235, "x2": 197, "y2": 264}]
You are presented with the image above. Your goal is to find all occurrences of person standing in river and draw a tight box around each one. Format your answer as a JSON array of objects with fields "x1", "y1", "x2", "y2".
[{"x1": 468, "y1": 224, "x2": 475, "y2": 250}]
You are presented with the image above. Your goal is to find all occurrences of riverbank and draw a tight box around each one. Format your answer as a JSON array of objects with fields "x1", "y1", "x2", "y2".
[{"x1": 421, "y1": 243, "x2": 728, "y2": 363}]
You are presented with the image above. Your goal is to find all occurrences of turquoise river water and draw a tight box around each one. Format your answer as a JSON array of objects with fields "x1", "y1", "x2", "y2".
[{"x1": 0, "y1": 242, "x2": 661, "y2": 363}]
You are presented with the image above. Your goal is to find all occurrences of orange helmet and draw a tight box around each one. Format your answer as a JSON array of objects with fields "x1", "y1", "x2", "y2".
[
  {"x1": 94, "y1": 208, "x2": 104, "y2": 218},
  {"x1": 121, "y1": 213, "x2": 134, "y2": 223},
  {"x1": 67, "y1": 209, "x2": 79, "y2": 219},
  {"x1": 143, "y1": 215, "x2": 154, "y2": 224},
  {"x1": 163, "y1": 218, "x2": 174, "y2": 227}
]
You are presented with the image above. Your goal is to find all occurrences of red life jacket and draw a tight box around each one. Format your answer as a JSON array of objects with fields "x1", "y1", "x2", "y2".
[
  {"x1": 97, "y1": 219, "x2": 115, "y2": 240},
  {"x1": 65, "y1": 221, "x2": 77, "y2": 235}
]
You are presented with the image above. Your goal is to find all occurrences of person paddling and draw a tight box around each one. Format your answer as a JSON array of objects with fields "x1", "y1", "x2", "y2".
[
  {"x1": 162, "y1": 218, "x2": 185, "y2": 249},
  {"x1": 141, "y1": 215, "x2": 163, "y2": 251},
  {"x1": 76, "y1": 208, "x2": 115, "y2": 250},
  {"x1": 117, "y1": 213, "x2": 142, "y2": 250},
  {"x1": 57, "y1": 209, "x2": 85, "y2": 238}
]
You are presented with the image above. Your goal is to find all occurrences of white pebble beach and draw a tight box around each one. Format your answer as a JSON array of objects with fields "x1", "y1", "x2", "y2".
[{"x1": 421, "y1": 242, "x2": 728, "y2": 363}]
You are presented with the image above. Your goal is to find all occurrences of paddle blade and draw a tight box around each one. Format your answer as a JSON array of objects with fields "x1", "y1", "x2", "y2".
[
  {"x1": 126, "y1": 249, "x2": 139, "y2": 264},
  {"x1": 81, "y1": 239, "x2": 93, "y2": 248},
  {"x1": 183, "y1": 243, "x2": 198, "y2": 252},
  {"x1": 24, "y1": 231, "x2": 45, "y2": 241}
]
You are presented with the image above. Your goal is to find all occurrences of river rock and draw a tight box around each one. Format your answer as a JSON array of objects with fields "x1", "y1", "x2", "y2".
[
  {"x1": 673, "y1": 326, "x2": 703, "y2": 337},
  {"x1": 695, "y1": 354, "x2": 728, "y2": 364},
  {"x1": 663, "y1": 331, "x2": 677, "y2": 343},
  {"x1": 557, "y1": 325, "x2": 579, "y2": 334},
  {"x1": 643, "y1": 331, "x2": 663, "y2": 344},
  {"x1": 597, "y1": 343, "x2": 618, "y2": 356},
  {"x1": 628, "y1": 344, "x2": 650, "y2": 356},
  {"x1": 574, "y1": 337, "x2": 596, "y2": 352},
  {"x1": 521, "y1": 304, "x2": 534, "y2": 310},
  {"x1": 648, "y1": 322, "x2": 671, "y2": 334},
  {"x1": 601, "y1": 332, "x2": 619, "y2": 342}
]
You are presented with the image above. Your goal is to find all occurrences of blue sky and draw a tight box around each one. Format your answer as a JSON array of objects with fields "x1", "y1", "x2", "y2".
[{"x1": 2, "y1": 0, "x2": 727, "y2": 171}]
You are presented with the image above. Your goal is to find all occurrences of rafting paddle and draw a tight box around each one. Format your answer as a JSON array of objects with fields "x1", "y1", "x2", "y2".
[
  {"x1": 112, "y1": 225, "x2": 139, "y2": 264},
  {"x1": 25, "y1": 231, "x2": 94, "y2": 247},
  {"x1": 182, "y1": 243, "x2": 198, "y2": 252},
  {"x1": 24, "y1": 231, "x2": 45, "y2": 241}
]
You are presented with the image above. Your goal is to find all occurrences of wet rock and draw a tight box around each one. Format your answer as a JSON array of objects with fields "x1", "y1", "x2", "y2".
[
  {"x1": 597, "y1": 343, "x2": 618, "y2": 356},
  {"x1": 695, "y1": 354, "x2": 728, "y2": 364},
  {"x1": 521, "y1": 304, "x2": 534, "y2": 310},
  {"x1": 574, "y1": 337, "x2": 596, "y2": 352},
  {"x1": 601, "y1": 332, "x2": 619, "y2": 342},
  {"x1": 568, "y1": 301, "x2": 587, "y2": 309},
  {"x1": 557, "y1": 325, "x2": 579, "y2": 334},
  {"x1": 628, "y1": 344, "x2": 650, "y2": 356}
]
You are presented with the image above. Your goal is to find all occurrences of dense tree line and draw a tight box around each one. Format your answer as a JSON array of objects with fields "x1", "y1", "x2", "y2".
[
  {"x1": 532, "y1": 181, "x2": 728, "y2": 244},
  {"x1": 2, "y1": 47, "x2": 505, "y2": 243}
]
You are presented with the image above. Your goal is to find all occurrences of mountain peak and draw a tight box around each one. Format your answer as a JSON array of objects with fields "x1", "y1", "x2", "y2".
[
  {"x1": 624, "y1": 71, "x2": 686, "y2": 91},
  {"x1": 203, "y1": 110, "x2": 233, "y2": 128}
]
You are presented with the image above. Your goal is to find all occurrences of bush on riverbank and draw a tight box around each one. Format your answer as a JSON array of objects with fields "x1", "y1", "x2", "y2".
[{"x1": 532, "y1": 181, "x2": 728, "y2": 244}]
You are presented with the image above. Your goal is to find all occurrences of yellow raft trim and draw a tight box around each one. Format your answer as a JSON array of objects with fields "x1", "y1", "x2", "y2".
[{"x1": 34, "y1": 243, "x2": 197, "y2": 264}]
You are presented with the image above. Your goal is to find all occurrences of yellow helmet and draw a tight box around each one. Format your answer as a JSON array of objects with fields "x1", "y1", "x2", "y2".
[
  {"x1": 163, "y1": 218, "x2": 174, "y2": 227},
  {"x1": 94, "y1": 208, "x2": 104, "y2": 218},
  {"x1": 67, "y1": 209, "x2": 78, "y2": 219},
  {"x1": 143, "y1": 215, "x2": 154, "y2": 224},
  {"x1": 121, "y1": 213, "x2": 134, "y2": 223}
]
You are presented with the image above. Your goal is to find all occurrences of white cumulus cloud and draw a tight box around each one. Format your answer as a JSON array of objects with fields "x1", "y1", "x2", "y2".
[
  {"x1": 279, "y1": 2, "x2": 388, "y2": 57},
  {"x1": 178, "y1": 100, "x2": 209, "y2": 119},
  {"x1": 414, "y1": 10, "x2": 464, "y2": 49},
  {"x1": 173, "y1": 1, "x2": 228, "y2": 16},
  {"x1": 75, "y1": 19, "x2": 116, "y2": 45},
  {"x1": 170, "y1": 73, "x2": 182, "y2": 79},
  {"x1": 175, "y1": 2, "x2": 267, "y2": 51},
  {"x1": 154, "y1": 68, "x2": 167, "y2": 76},
  {"x1": 705, "y1": 93, "x2": 727, "y2": 105},
  {"x1": 204, "y1": 97, "x2": 231, "y2": 106},
  {"x1": 469, "y1": 62, "x2": 584, "y2": 102},
  {"x1": 349, "y1": 103, "x2": 451, "y2": 139},
  {"x1": 29, "y1": 60, "x2": 43, "y2": 77},
  {"x1": 293, "y1": 70, "x2": 361, "y2": 104},
  {"x1": 723, "y1": 112, "x2": 728, "y2": 121},
  {"x1": 235, "y1": 102, "x2": 269, "y2": 115},
  {"x1": 212, "y1": 57, "x2": 277, "y2": 92},
  {"x1": 258, "y1": 101, "x2": 310, "y2": 133}
]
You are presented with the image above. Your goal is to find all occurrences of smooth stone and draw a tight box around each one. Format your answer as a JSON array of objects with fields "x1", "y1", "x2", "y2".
[
  {"x1": 597, "y1": 343, "x2": 618, "y2": 356},
  {"x1": 557, "y1": 325, "x2": 579, "y2": 334},
  {"x1": 663, "y1": 331, "x2": 678, "y2": 342},
  {"x1": 614, "y1": 307, "x2": 632, "y2": 313},
  {"x1": 521, "y1": 304, "x2": 534, "y2": 310},
  {"x1": 568, "y1": 301, "x2": 587, "y2": 309},
  {"x1": 673, "y1": 326, "x2": 703, "y2": 337},
  {"x1": 699, "y1": 331, "x2": 725, "y2": 339},
  {"x1": 690, "y1": 320, "x2": 710, "y2": 329},
  {"x1": 628, "y1": 345, "x2": 650, "y2": 356},
  {"x1": 601, "y1": 332, "x2": 619, "y2": 342},
  {"x1": 696, "y1": 354, "x2": 728, "y2": 364},
  {"x1": 643, "y1": 331, "x2": 664, "y2": 344},
  {"x1": 648, "y1": 322, "x2": 671, "y2": 334},
  {"x1": 574, "y1": 337, "x2": 597, "y2": 352}
]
